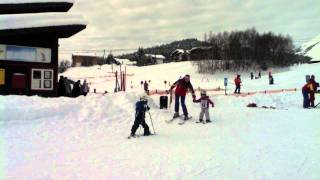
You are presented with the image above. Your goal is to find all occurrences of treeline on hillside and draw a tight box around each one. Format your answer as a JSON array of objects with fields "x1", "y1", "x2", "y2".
[
  {"x1": 117, "y1": 39, "x2": 205, "y2": 64},
  {"x1": 195, "y1": 28, "x2": 310, "y2": 73}
]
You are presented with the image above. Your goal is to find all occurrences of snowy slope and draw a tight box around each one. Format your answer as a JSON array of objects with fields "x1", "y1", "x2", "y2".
[
  {"x1": 301, "y1": 34, "x2": 320, "y2": 61},
  {"x1": 1, "y1": 62, "x2": 320, "y2": 179},
  {"x1": 61, "y1": 61, "x2": 319, "y2": 94}
]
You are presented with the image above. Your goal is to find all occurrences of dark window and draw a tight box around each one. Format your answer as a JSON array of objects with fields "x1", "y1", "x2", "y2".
[
  {"x1": 33, "y1": 70, "x2": 41, "y2": 79},
  {"x1": 44, "y1": 71, "x2": 52, "y2": 79}
]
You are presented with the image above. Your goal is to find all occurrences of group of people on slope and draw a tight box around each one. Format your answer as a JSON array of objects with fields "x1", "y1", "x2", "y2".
[
  {"x1": 250, "y1": 71, "x2": 262, "y2": 80},
  {"x1": 130, "y1": 75, "x2": 214, "y2": 137},
  {"x1": 130, "y1": 73, "x2": 319, "y2": 137},
  {"x1": 58, "y1": 76, "x2": 90, "y2": 97},
  {"x1": 302, "y1": 75, "x2": 319, "y2": 108}
]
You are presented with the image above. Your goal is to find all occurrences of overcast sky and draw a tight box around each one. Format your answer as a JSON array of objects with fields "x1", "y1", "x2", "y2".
[{"x1": 59, "y1": 0, "x2": 320, "y2": 59}]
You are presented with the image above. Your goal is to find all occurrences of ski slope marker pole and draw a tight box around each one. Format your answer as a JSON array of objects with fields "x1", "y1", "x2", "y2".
[{"x1": 148, "y1": 111, "x2": 156, "y2": 134}]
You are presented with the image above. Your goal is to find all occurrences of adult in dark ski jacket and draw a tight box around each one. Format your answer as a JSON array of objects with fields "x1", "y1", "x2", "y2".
[
  {"x1": 144, "y1": 81, "x2": 149, "y2": 93},
  {"x1": 130, "y1": 96, "x2": 151, "y2": 137},
  {"x1": 302, "y1": 80, "x2": 314, "y2": 108},
  {"x1": 72, "y1": 80, "x2": 81, "y2": 97},
  {"x1": 58, "y1": 76, "x2": 66, "y2": 97},
  {"x1": 170, "y1": 74, "x2": 196, "y2": 120}
]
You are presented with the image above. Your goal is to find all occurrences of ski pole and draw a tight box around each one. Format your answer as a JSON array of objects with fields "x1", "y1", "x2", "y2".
[
  {"x1": 138, "y1": 125, "x2": 142, "y2": 137},
  {"x1": 148, "y1": 111, "x2": 156, "y2": 134}
]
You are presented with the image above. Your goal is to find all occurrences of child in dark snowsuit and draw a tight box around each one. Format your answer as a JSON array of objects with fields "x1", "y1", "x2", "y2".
[
  {"x1": 193, "y1": 90, "x2": 214, "y2": 124},
  {"x1": 130, "y1": 96, "x2": 151, "y2": 137}
]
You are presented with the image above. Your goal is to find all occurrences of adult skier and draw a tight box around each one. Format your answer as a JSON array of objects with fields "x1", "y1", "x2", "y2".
[
  {"x1": 234, "y1": 74, "x2": 242, "y2": 94},
  {"x1": 129, "y1": 96, "x2": 151, "y2": 137},
  {"x1": 193, "y1": 90, "x2": 214, "y2": 124},
  {"x1": 302, "y1": 79, "x2": 314, "y2": 108},
  {"x1": 81, "y1": 80, "x2": 90, "y2": 96},
  {"x1": 310, "y1": 75, "x2": 318, "y2": 107},
  {"x1": 169, "y1": 74, "x2": 196, "y2": 120}
]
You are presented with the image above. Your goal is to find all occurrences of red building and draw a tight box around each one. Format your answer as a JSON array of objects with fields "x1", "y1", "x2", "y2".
[{"x1": 0, "y1": 1, "x2": 86, "y2": 97}]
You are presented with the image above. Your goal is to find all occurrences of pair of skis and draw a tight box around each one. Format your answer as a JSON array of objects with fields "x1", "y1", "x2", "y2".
[
  {"x1": 165, "y1": 115, "x2": 192, "y2": 125},
  {"x1": 127, "y1": 134, "x2": 156, "y2": 139}
]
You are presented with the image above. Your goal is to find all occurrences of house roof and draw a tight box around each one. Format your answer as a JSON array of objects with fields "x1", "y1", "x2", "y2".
[
  {"x1": 0, "y1": 0, "x2": 74, "y2": 14},
  {"x1": 145, "y1": 54, "x2": 165, "y2": 59},
  {"x1": 0, "y1": 13, "x2": 87, "y2": 38}
]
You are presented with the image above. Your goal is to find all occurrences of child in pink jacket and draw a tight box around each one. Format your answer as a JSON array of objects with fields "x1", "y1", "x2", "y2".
[{"x1": 193, "y1": 90, "x2": 214, "y2": 123}]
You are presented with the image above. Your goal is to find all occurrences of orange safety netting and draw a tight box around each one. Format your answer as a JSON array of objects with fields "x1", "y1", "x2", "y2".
[
  {"x1": 147, "y1": 88, "x2": 298, "y2": 97},
  {"x1": 85, "y1": 73, "x2": 135, "y2": 79}
]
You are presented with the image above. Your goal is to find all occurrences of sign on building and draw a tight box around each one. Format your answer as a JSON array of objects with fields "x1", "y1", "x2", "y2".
[
  {"x1": 0, "y1": 69, "x2": 5, "y2": 85},
  {"x1": 0, "y1": 44, "x2": 51, "y2": 63},
  {"x1": 0, "y1": 45, "x2": 5, "y2": 60}
]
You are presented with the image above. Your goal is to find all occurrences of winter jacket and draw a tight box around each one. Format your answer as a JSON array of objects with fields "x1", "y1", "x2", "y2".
[
  {"x1": 136, "y1": 101, "x2": 150, "y2": 114},
  {"x1": 81, "y1": 82, "x2": 90, "y2": 93},
  {"x1": 144, "y1": 82, "x2": 149, "y2": 91},
  {"x1": 310, "y1": 79, "x2": 318, "y2": 92},
  {"x1": 170, "y1": 78, "x2": 195, "y2": 96},
  {"x1": 234, "y1": 77, "x2": 242, "y2": 86},
  {"x1": 303, "y1": 82, "x2": 314, "y2": 93},
  {"x1": 193, "y1": 96, "x2": 214, "y2": 109}
]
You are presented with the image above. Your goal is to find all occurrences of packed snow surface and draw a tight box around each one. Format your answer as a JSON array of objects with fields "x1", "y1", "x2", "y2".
[{"x1": 1, "y1": 61, "x2": 320, "y2": 179}]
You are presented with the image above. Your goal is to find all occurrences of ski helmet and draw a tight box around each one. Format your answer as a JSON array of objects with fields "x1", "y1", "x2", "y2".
[
  {"x1": 140, "y1": 95, "x2": 148, "y2": 101},
  {"x1": 201, "y1": 90, "x2": 206, "y2": 96}
]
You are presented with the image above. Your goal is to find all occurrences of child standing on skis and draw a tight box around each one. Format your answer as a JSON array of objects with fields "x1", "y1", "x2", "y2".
[
  {"x1": 193, "y1": 90, "x2": 214, "y2": 124},
  {"x1": 130, "y1": 96, "x2": 151, "y2": 137}
]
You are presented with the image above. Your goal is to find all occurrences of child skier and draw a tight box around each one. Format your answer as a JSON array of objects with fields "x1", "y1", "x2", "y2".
[
  {"x1": 130, "y1": 96, "x2": 151, "y2": 137},
  {"x1": 193, "y1": 90, "x2": 214, "y2": 124}
]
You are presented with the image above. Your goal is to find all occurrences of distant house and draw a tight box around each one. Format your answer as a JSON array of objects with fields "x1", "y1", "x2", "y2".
[
  {"x1": 145, "y1": 54, "x2": 165, "y2": 64},
  {"x1": 189, "y1": 46, "x2": 214, "y2": 60},
  {"x1": 72, "y1": 55, "x2": 104, "y2": 67},
  {"x1": 72, "y1": 54, "x2": 120, "y2": 67},
  {"x1": 170, "y1": 49, "x2": 190, "y2": 61},
  {"x1": 0, "y1": 0, "x2": 86, "y2": 97}
]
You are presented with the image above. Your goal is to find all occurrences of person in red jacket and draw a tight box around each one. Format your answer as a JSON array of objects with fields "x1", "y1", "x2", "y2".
[
  {"x1": 193, "y1": 90, "x2": 214, "y2": 124},
  {"x1": 170, "y1": 75, "x2": 196, "y2": 120},
  {"x1": 234, "y1": 74, "x2": 242, "y2": 94},
  {"x1": 302, "y1": 79, "x2": 314, "y2": 108}
]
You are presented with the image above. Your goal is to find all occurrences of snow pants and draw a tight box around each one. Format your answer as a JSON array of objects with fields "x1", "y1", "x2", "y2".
[
  {"x1": 199, "y1": 108, "x2": 210, "y2": 121},
  {"x1": 302, "y1": 89, "x2": 310, "y2": 108},
  {"x1": 175, "y1": 95, "x2": 188, "y2": 116},
  {"x1": 131, "y1": 112, "x2": 150, "y2": 136},
  {"x1": 234, "y1": 85, "x2": 241, "y2": 94},
  {"x1": 310, "y1": 92, "x2": 315, "y2": 107}
]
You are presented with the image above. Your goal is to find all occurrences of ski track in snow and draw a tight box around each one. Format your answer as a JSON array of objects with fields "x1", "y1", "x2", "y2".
[{"x1": 0, "y1": 62, "x2": 320, "y2": 179}]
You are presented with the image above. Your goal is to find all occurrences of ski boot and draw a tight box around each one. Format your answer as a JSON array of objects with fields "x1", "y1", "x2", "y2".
[{"x1": 173, "y1": 112, "x2": 180, "y2": 119}]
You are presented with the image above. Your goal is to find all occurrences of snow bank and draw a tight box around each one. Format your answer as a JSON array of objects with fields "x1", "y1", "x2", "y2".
[{"x1": 0, "y1": 13, "x2": 86, "y2": 30}]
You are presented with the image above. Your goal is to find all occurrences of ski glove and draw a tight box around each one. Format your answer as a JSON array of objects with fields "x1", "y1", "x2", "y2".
[{"x1": 192, "y1": 94, "x2": 196, "y2": 99}]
